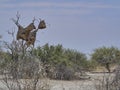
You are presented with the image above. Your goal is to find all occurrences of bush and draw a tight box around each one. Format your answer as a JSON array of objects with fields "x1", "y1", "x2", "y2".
[
  {"x1": 55, "y1": 65, "x2": 74, "y2": 80},
  {"x1": 111, "y1": 65, "x2": 120, "y2": 90}
]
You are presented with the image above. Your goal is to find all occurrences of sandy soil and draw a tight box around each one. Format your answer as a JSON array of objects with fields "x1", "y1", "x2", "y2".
[{"x1": 0, "y1": 73, "x2": 115, "y2": 90}]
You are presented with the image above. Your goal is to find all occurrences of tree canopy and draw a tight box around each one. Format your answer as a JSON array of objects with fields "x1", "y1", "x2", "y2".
[{"x1": 91, "y1": 46, "x2": 120, "y2": 72}]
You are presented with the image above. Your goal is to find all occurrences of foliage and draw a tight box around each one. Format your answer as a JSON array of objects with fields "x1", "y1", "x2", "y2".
[
  {"x1": 91, "y1": 46, "x2": 120, "y2": 72},
  {"x1": 86, "y1": 60, "x2": 98, "y2": 71},
  {"x1": 33, "y1": 43, "x2": 88, "y2": 80}
]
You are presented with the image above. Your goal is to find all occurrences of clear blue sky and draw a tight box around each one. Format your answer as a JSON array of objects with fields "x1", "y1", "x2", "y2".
[{"x1": 0, "y1": 0, "x2": 120, "y2": 55}]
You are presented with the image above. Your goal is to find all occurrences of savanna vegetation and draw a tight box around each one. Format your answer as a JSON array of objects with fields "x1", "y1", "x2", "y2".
[
  {"x1": 0, "y1": 35, "x2": 120, "y2": 80},
  {"x1": 0, "y1": 13, "x2": 120, "y2": 89},
  {"x1": 0, "y1": 34, "x2": 120, "y2": 90}
]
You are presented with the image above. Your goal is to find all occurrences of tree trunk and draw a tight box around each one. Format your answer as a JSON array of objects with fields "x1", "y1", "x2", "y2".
[{"x1": 106, "y1": 63, "x2": 110, "y2": 73}]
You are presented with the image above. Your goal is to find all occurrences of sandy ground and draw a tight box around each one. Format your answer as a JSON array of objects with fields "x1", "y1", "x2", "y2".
[
  {"x1": 0, "y1": 73, "x2": 114, "y2": 90},
  {"x1": 0, "y1": 80, "x2": 96, "y2": 90},
  {"x1": 49, "y1": 80, "x2": 95, "y2": 90}
]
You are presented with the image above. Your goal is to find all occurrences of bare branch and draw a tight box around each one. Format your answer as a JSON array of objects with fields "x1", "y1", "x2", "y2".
[
  {"x1": 7, "y1": 30, "x2": 15, "y2": 37},
  {"x1": 16, "y1": 11, "x2": 20, "y2": 24},
  {"x1": 32, "y1": 17, "x2": 36, "y2": 23},
  {"x1": 11, "y1": 12, "x2": 23, "y2": 29}
]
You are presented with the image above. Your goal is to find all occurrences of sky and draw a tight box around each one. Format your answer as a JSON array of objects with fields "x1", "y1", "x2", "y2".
[{"x1": 0, "y1": 0, "x2": 120, "y2": 55}]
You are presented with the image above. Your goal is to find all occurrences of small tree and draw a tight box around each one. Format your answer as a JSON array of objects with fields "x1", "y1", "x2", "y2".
[
  {"x1": 91, "y1": 46, "x2": 120, "y2": 72},
  {"x1": 1, "y1": 34, "x2": 48, "y2": 90},
  {"x1": 0, "y1": 12, "x2": 48, "y2": 89}
]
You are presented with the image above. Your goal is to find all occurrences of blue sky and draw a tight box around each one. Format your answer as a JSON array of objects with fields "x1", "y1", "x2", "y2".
[{"x1": 0, "y1": 0, "x2": 120, "y2": 55}]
